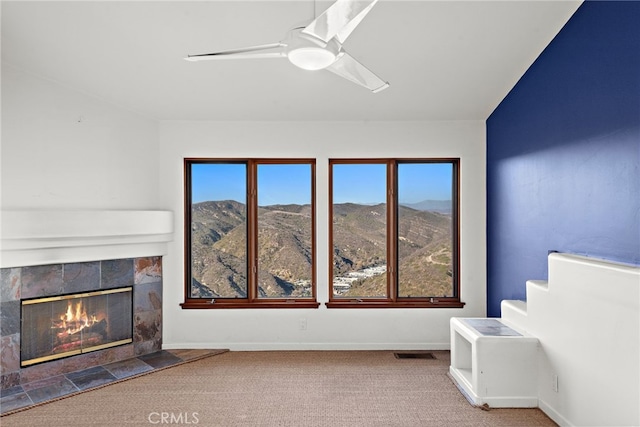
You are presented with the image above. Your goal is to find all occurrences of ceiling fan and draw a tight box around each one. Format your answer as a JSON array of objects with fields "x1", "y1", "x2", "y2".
[{"x1": 185, "y1": 0, "x2": 389, "y2": 93}]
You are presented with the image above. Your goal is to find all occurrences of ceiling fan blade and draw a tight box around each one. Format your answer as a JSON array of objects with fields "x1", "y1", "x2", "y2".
[
  {"x1": 185, "y1": 43, "x2": 286, "y2": 61},
  {"x1": 303, "y1": 0, "x2": 379, "y2": 44},
  {"x1": 325, "y1": 51, "x2": 389, "y2": 93}
]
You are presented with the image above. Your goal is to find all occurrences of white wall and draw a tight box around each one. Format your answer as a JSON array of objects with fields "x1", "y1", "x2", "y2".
[
  {"x1": 1, "y1": 64, "x2": 159, "y2": 210},
  {"x1": 159, "y1": 120, "x2": 487, "y2": 350},
  {"x1": 1, "y1": 64, "x2": 487, "y2": 350}
]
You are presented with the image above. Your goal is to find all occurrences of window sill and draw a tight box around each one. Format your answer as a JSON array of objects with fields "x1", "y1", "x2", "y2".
[
  {"x1": 325, "y1": 300, "x2": 465, "y2": 309},
  {"x1": 181, "y1": 300, "x2": 320, "y2": 309}
]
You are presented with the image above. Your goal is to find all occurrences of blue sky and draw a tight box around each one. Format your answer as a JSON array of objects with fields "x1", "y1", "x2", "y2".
[
  {"x1": 397, "y1": 162, "x2": 453, "y2": 203},
  {"x1": 192, "y1": 163, "x2": 247, "y2": 204},
  {"x1": 191, "y1": 163, "x2": 312, "y2": 205},
  {"x1": 332, "y1": 163, "x2": 452, "y2": 204},
  {"x1": 191, "y1": 162, "x2": 452, "y2": 205}
]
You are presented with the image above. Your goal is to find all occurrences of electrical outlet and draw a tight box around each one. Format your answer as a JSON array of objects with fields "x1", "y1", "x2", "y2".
[
  {"x1": 299, "y1": 318, "x2": 307, "y2": 330},
  {"x1": 552, "y1": 374, "x2": 559, "y2": 392}
]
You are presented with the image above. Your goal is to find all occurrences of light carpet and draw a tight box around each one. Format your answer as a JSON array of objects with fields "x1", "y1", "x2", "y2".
[{"x1": 0, "y1": 350, "x2": 556, "y2": 426}]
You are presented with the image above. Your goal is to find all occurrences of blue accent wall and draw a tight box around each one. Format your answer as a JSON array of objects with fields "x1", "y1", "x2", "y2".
[{"x1": 486, "y1": 1, "x2": 640, "y2": 317}]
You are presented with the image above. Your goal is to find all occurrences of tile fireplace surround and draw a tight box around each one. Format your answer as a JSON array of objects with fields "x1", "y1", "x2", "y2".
[
  {"x1": 1, "y1": 257, "x2": 163, "y2": 390},
  {"x1": 0, "y1": 210, "x2": 173, "y2": 395}
]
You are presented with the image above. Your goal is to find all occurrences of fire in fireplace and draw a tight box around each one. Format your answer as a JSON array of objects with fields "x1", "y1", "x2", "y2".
[{"x1": 21, "y1": 287, "x2": 133, "y2": 367}]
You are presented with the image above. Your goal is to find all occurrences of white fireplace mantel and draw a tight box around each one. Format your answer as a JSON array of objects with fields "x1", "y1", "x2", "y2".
[{"x1": 0, "y1": 210, "x2": 174, "y2": 268}]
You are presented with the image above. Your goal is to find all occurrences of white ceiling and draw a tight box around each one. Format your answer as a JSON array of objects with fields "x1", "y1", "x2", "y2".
[{"x1": 1, "y1": 0, "x2": 581, "y2": 121}]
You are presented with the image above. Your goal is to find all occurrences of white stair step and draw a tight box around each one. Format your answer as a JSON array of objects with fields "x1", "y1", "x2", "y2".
[{"x1": 501, "y1": 300, "x2": 528, "y2": 332}]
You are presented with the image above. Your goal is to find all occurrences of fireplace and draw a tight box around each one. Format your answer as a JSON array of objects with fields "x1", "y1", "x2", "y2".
[{"x1": 20, "y1": 287, "x2": 133, "y2": 367}]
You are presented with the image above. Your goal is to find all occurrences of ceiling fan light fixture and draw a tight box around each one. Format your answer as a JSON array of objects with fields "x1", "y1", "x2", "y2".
[
  {"x1": 185, "y1": 1, "x2": 388, "y2": 91},
  {"x1": 288, "y1": 47, "x2": 336, "y2": 70}
]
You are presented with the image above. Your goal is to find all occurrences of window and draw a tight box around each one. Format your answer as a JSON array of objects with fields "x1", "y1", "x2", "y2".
[
  {"x1": 328, "y1": 159, "x2": 462, "y2": 308},
  {"x1": 182, "y1": 159, "x2": 318, "y2": 309}
]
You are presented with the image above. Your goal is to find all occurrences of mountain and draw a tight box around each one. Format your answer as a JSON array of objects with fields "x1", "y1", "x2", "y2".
[
  {"x1": 190, "y1": 200, "x2": 249, "y2": 298},
  {"x1": 331, "y1": 203, "x2": 387, "y2": 274},
  {"x1": 190, "y1": 200, "x2": 453, "y2": 300},
  {"x1": 332, "y1": 203, "x2": 453, "y2": 297},
  {"x1": 401, "y1": 199, "x2": 452, "y2": 214},
  {"x1": 190, "y1": 200, "x2": 312, "y2": 298}
]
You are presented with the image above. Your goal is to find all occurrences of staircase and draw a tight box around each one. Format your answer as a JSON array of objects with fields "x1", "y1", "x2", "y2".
[{"x1": 453, "y1": 253, "x2": 639, "y2": 426}]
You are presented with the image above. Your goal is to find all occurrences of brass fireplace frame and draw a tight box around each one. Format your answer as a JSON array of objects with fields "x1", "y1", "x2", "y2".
[{"x1": 21, "y1": 286, "x2": 133, "y2": 367}]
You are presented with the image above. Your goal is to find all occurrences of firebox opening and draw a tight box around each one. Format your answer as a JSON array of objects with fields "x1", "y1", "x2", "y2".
[{"x1": 20, "y1": 287, "x2": 133, "y2": 367}]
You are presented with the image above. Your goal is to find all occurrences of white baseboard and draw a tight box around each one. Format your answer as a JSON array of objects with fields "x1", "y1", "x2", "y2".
[
  {"x1": 539, "y1": 398, "x2": 573, "y2": 427},
  {"x1": 162, "y1": 342, "x2": 451, "y2": 351}
]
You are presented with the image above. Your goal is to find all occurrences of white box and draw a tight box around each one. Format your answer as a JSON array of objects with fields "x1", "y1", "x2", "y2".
[{"x1": 449, "y1": 317, "x2": 539, "y2": 408}]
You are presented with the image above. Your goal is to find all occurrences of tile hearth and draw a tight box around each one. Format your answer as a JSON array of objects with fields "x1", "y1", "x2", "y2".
[{"x1": 0, "y1": 349, "x2": 227, "y2": 415}]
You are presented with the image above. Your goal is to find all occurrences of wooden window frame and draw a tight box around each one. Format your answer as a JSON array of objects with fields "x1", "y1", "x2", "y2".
[
  {"x1": 326, "y1": 158, "x2": 464, "y2": 309},
  {"x1": 181, "y1": 158, "x2": 319, "y2": 309}
]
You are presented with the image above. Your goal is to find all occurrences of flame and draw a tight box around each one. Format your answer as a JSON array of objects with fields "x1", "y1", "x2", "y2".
[{"x1": 55, "y1": 300, "x2": 99, "y2": 338}]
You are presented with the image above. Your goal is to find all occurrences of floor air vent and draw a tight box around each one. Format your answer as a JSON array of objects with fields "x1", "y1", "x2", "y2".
[{"x1": 394, "y1": 352, "x2": 435, "y2": 359}]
